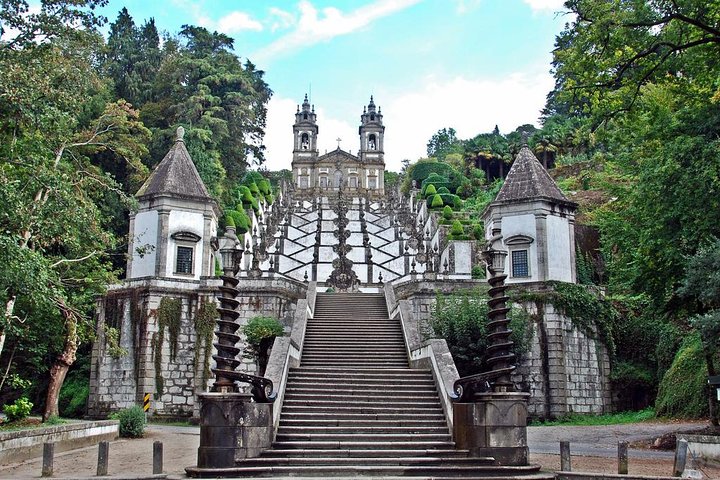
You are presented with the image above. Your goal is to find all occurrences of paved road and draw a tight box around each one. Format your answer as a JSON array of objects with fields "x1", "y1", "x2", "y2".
[
  {"x1": 528, "y1": 420, "x2": 707, "y2": 459},
  {"x1": 0, "y1": 421, "x2": 709, "y2": 479}
]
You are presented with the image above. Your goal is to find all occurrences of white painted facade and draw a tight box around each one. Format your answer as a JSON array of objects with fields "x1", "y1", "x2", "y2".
[
  {"x1": 484, "y1": 201, "x2": 576, "y2": 284},
  {"x1": 129, "y1": 210, "x2": 158, "y2": 278}
]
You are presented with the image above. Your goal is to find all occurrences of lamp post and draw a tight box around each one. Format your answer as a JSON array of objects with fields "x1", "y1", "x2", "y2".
[{"x1": 482, "y1": 229, "x2": 515, "y2": 392}]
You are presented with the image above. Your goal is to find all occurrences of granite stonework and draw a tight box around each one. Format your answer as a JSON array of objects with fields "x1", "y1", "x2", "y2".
[
  {"x1": 88, "y1": 276, "x2": 307, "y2": 419},
  {"x1": 194, "y1": 393, "x2": 273, "y2": 469},
  {"x1": 388, "y1": 279, "x2": 612, "y2": 419},
  {"x1": 511, "y1": 299, "x2": 612, "y2": 418},
  {"x1": 453, "y1": 392, "x2": 531, "y2": 465}
]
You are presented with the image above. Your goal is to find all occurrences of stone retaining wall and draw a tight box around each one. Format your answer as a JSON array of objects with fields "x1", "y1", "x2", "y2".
[{"x1": 0, "y1": 420, "x2": 118, "y2": 464}]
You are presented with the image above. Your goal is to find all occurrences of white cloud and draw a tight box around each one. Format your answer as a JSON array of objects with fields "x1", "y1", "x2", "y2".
[
  {"x1": 253, "y1": 0, "x2": 422, "y2": 64},
  {"x1": 217, "y1": 11, "x2": 263, "y2": 33},
  {"x1": 522, "y1": 0, "x2": 566, "y2": 12},
  {"x1": 269, "y1": 7, "x2": 296, "y2": 33},
  {"x1": 454, "y1": 0, "x2": 482, "y2": 14},
  {"x1": 382, "y1": 67, "x2": 554, "y2": 171}
]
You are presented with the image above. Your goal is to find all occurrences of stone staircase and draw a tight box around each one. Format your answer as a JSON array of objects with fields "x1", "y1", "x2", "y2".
[{"x1": 231, "y1": 292, "x2": 553, "y2": 478}]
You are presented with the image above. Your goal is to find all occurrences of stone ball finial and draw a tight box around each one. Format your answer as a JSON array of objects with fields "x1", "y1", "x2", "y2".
[{"x1": 176, "y1": 126, "x2": 185, "y2": 141}]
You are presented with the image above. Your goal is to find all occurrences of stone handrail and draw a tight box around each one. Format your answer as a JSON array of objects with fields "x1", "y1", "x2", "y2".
[
  {"x1": 387, "y1": 289, "x2": 460, "y2": 430},
  {"x1": 264, "y1": 281, "x2": 316, "y2": 429}
]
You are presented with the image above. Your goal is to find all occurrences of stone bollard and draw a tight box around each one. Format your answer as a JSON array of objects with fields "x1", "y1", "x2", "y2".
[
  {"x1": 153, "y1": 441, "x2": 163, "y2": 474},
  {"x1": 97, "y1": 440, "x2": 109, "y2": 476},
  {"x1": 560, "y1": 441, "x2": 571, "y2": 472},
  {"x1": 618, "y1": 440, "x2": 628, "y2": 475},
  {"x1": 42, "y1": 442, "x2": 54, "y2": 477},
  {"x1": 673, "y1": 438, "x2": 688, "y2": 477}
]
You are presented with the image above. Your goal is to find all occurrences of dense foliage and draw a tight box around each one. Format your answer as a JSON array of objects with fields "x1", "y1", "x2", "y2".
[
  {"x1": 0, "y1": 1, "x2": 272, "y2": 421},
  {"x1": 430, "y1": 289, "x2": 530, "y2": 377}
]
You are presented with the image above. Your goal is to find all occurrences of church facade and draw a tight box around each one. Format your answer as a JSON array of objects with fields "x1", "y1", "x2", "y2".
[{"x1": 291, "y1": 95, "x2": 386, "y2": 196}]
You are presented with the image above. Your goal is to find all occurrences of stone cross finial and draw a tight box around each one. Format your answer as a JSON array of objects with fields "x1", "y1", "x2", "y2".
[
  {"x1": 336, "y1": 137, "x2": 342, "y2": 149},
  {"x1": 176, "y1": 126, "x2": 185, "y2": 141}
]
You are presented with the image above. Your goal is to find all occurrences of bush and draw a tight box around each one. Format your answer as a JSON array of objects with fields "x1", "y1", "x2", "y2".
[
  {"x1": 243, "y1": 316, "x2": 284, "y2": 376},
  {"x1": 450, "y1": 220, "x2": 464, "y2": 236},
  {"x1": 429, "y1": 194, "x2": 444, "y2": 208},
  {"x1": 439, "y1": 193, "x2": 462, "y2": 209},
  {"x1": 437, "y1": 186, "x2": 451, "y2": 194},
  {"x1": 112, "y1": 406, "x2": 146, "y2": 438},
  {"x1": 3, "y1": 397, "x2": 33, "y2": 421},
  {"x1": 472, "y1": 223, "x2": 484, "y2": 240},
  {"x1": 431, "y1": 289, "x2": 530, "y2": 376},
  {"x1": 442, "y1": 205, "x2": 453, "y2": 220},
  {"x1": 655, "y1": 333, "x2": 708, "y2": 418},
  {"x1": 423, "y1": 184, "x2": 437, "y2": 197},
  {"x1": 421, "y1": 173, "x2": 451, "y2": 193},
  {"x1": 227, "y1": 208, "x2": 251, "y2": 234}
]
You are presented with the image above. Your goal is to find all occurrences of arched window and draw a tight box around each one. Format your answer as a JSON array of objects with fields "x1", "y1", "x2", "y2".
[
  {"x1": 371, "y1": 114, "x2": 375, "y2": 121},
  {"x1": 368, "y1": 134, "x2": 377, "y2": 150},
  {"x1": 303, "y1": 113, "x2": 308, "y2": 120},
  {"x1": 300, "y1": 133, "x2": 309, "y2": 150}
]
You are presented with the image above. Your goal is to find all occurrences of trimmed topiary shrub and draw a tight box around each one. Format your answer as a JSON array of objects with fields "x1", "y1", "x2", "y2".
[
  {"x1": 421, "y1": 173, "x2": 451, "y2": 193},
  {"x1": 112, "y1": 406, "x2": 146, "y2": 438},
  {"x1": 437, "y1": 186, "x2": 451, "y2": 194},
  {"x1": 439, "y1": 193, "x2": 462, "y2": 209},
  {"x1": 450, "y1": 220, "x2": 464, "y2": 236},
  {"x1": 442, "y1": 205, "x2": 453, "y2": 220},
  {"x1": 423, "y1": 184, "x2": 437, "y2": 198},
  {"x1": 227, "y1": 208, "x2": 251, "y2": 234},
  {"x1": 429, "y1": 194, "x2": 444, "y2": 208}
]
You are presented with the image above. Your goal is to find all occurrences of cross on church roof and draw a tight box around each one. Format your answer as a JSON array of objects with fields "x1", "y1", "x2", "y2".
[{"x1": 336, "y1": 137, "x2": 342, "y2": 149}]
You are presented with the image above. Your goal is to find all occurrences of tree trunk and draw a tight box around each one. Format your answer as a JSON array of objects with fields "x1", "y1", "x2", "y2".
[
  {"x1": 1, "y1": 295, "x2": 16, "y2": 360},
  {"x1": 43, "y1": 302, "x2": 78, "y2": 421}
]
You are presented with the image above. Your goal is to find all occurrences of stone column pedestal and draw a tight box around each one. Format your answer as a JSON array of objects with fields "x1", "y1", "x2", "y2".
[
  {"x1": 194, "y1": 392, "x2": 273, "y2": 469},
  {"x1": 453, "y1": 391, "x2": 530, "y2": 466}
]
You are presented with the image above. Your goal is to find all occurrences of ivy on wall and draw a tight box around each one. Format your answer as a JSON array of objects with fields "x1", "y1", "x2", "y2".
[
  {"x1": 103, "y1": 324, "x2": 128, "y2": 359},
  {"x1": 153, "y1": 297, "x2": 182, "y2": 399},
  {"x1": 512, "y1": 281, "x2": 618, "y2": 356},
  {"x1": 194, "y1": 300, "x2": 218, "y2": 389}
]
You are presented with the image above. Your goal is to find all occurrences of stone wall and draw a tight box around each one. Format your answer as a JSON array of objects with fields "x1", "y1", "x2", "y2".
[
  {"x1": 391, "y1": 279, "x2": 612, "y2": 419},
  {"x1": 512, "y1": 302, "x2": 612, "y2": 418},
  {"x1": 88, "y1": 275, "x2": 307, "y2": 419}
]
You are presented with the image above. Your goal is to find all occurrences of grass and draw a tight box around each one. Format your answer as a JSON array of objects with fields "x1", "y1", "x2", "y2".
[
  {"x1": 531, "y1": 408, "x2": 657, "y2": 426},
  {"x1": 148, "y1": 419, "x2": 193, "y2": 427},
  {"x1": 0, "y1": 416, "x2": 69, "y2": 432}
]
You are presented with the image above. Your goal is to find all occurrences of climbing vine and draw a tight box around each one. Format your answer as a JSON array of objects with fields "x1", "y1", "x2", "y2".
[
  {"x1": 512, "y1": 281, "x2": 618, "y2": 356},
  {"x1": 153, "y1": 297, "x2": 182, "y2": 399},
  {"x1": 194, "y1": 300, "x2": 218, "y2": 389},
  {"x1": 103, "y1": 324, "x2": 128, "y2": 359}
]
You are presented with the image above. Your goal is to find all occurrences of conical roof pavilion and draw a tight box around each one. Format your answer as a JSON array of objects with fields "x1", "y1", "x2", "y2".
[
  {"x1": 492, "y1": 145, "x2": 575, "y2": 208},
  {"x1": 136, "y1": 126, "x2": 212, "y2": 201}
]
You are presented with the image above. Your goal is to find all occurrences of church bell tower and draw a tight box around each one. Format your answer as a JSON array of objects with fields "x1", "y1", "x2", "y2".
[
  {"x1": 293, "y1": 94, "x2": 318, "y2": 160},
  {"x1": 359, "y1": 96, "x2": 384, "y2": 162}
]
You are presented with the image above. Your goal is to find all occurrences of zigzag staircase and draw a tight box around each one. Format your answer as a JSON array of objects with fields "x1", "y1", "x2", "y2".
[{"x1": 229, "y1": 292, "x2": 553, "y2": 479}]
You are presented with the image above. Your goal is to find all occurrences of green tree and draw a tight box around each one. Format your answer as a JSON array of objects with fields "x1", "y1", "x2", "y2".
[
  {"x1": 426, "y1": 127, "x2": 463, "y2": 160},
  {"x1": 1, "y1": 2, "x2": 151, "y2": 420}
]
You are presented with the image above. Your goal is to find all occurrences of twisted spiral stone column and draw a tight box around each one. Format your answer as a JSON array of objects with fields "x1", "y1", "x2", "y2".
[
  {"x1": 485, "y1": 268, "x2": 516, "y2": 392},
  {"x1": 211, "y1": 274, "x2": 241, "y2": 393}
]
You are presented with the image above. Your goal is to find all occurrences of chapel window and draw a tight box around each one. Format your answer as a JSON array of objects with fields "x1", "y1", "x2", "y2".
[
  {"x1": 301, "y1": 133, "x2": 309, "y2": 150},
  {"x1": 368, "y1": 134, "x2": 377, "y2": 150},
  {"x1": 511, "y1": 250, "x2": 530, "y2": 278},
  {"x1": 176, "y1": 246, "x2": 194, "y2": 274}
]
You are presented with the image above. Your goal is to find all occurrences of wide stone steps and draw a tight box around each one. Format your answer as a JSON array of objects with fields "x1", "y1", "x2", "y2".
[{"x1": 226, "y1": 292, "x2": 550, "y2": 479}]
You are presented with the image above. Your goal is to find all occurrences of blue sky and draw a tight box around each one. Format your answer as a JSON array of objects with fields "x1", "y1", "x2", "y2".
[{"x1": 97, "y1": 0, "x2": 569, "y2": 171}]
